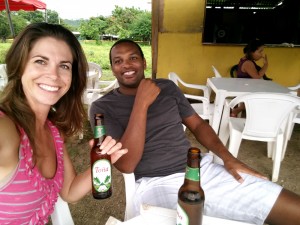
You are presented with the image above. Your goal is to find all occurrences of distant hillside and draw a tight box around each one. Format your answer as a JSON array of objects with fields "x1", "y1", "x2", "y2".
[{"x1": 63, "y1": 19, "x2": 85, "y2": 28}]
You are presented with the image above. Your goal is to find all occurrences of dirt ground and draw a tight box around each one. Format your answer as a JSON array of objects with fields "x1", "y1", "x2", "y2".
[{"x1": 49, "y1": 122, "x2": 300, "y2": 225}]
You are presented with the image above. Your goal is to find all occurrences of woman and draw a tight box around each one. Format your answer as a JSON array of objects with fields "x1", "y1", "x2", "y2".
[
  {"x1": 232, "y1": 39, "x2": 272, "y2": 116},
  {"x1": 0, "y1": 23, "x2": 127, "y2": 224},
  {"x1": 237, "y1": 39, "x2": 272, "y2": 80}
]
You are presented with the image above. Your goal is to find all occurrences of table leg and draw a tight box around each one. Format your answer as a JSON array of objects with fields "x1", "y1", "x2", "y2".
[
  {"x1": 209, "y1": 90, "x2": 227, "y2": 164},
  {"x1": 218, "y1": 99, "x2": 231, "y2": 145},
  {"x1": 211, "y1": 90, "x2": 226, "y2": 134}
]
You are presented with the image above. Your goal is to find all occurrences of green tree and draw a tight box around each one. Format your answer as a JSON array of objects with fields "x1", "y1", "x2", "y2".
[
  {"x1": 0, "y1": 12, "x2": 10, "y2": 41},
  {"x1": 1, "y1": 10, "x2": 51, "y2": 39},
  {"x1": 129, "y1": 11, "x2": 151, "y2": 41},
  {"x1": 106, "y1": 6, "x2": 144, "y2": 39},
  {"x1": 46, "y1": 10, "x2": 59, "y2": 24},
  {"x1": 79, "y1": 16, "x2": 108, "y2": 40},
  {"x1": 18, "y1": 10, "x2": 45, "y2": 23},
  {"x1": 11, "y1": 13, "x2": 27, "y2": 37}
]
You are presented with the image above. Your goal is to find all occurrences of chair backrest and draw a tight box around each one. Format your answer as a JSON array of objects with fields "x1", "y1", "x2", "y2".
[
  {"x1": 168, "y1": 71, "x2": 180, "y2": 86},
  {"x1": 168, "y1": 72, "x2": 210, "y2": 99},
  {"x1": 51, "y1": 196, "x2": 74, "y2": 225},
  {"x1": 0, "y1": 64, "x2": 7, "y2": 91},
  {"x1": 230, "y1": 64, "x2": 238, "y2": 78},
  {"x1": 211, "y1": 65, "x2": 222, "y2": 77},
  {"x1": 168, "y1": 72, "x2": 212, "y2": 121},
  {"x1": 98, "y1": 79, "x2": 119, "y2": 94},
  {"x1": 288, "y1": 84, "x2": 300, "y2": 96},
  {"x1": 87, "y1": 62, "x2": 102, "y2": 89},
  {"x1": 229, "y1": 93, "x2": 300, "y2": 138}
]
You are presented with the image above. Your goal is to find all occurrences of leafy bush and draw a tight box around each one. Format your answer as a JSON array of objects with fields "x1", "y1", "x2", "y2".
[{"x1": 0, "y1": 43, "x2": 10, "y2": 64}]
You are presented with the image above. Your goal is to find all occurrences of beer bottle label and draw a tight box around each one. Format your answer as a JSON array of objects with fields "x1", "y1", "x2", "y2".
[
  {"x1": 94, "y1": 125, "x2": 106, "y2": 138},
  {"x1": 185, "y1": 166, "x2": 200, "y2": 182},
  {"x1": 176, "y1": 203, "x2": 189, "y2": 225},
  {"x1": 92, "y1": 159, "x2": 112, "y2": 192}
]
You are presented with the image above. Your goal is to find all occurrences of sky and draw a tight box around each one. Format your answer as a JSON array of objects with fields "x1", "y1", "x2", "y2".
[{"x1": 43, "y1": 0, "x2": 151, "y2": 20}]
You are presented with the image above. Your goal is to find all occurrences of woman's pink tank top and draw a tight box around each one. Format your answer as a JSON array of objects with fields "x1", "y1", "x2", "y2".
[{"x1": 0, "y1": 114, "x2": 64, "y2": 225}]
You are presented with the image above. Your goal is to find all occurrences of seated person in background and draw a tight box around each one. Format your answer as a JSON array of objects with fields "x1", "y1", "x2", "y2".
[
  {"x1": 90, "y1": 39, "x2": 300, "y2": 225},
  {"x1": 237, "y1": 39, "x2": 272, "y2": 80},
  {"x1": 232, "y1": 39, "x2": 273, "y2": 116}
]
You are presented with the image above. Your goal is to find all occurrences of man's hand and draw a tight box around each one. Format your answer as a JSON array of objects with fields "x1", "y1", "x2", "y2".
[
  {"x1": 89, "y1": 136, "x2": 128, "y2": 164},
  {"x1": 135, "y1": 79, "x2": 161, "y2": 109},
  {"x1": 223, "y1": 157, "x2": 268, "y2": 183}
]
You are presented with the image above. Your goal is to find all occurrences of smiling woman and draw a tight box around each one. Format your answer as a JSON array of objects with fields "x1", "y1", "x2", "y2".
[{"x1": 0, "y1": 22, "x2": 127, "y2": 224}]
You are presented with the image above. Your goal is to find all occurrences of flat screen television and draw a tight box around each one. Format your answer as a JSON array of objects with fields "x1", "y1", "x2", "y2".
[{"x1": 203, "y1": 0, "x2": 300, "y2": 47}]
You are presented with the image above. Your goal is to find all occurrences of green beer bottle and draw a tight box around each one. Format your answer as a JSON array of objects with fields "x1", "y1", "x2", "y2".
[
  {"x1": 90, "y1": 113, "x2": 112, "y2": 199},
  {"x1": 176, "y1": 147, "x2": 205, "y2": 225}
]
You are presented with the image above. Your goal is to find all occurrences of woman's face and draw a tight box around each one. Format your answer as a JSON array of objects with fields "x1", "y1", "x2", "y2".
[
  {"x1": 21, "y1": 37, "x2": 73, "y2": 111},
  {"x1": 251, "y1": 46, "x2": 265, "y2": 61}
]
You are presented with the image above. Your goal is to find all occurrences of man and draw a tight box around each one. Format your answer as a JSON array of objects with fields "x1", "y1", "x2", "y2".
[{"x1": 90, "y1": 39, "x2": 300, "y2": 225}]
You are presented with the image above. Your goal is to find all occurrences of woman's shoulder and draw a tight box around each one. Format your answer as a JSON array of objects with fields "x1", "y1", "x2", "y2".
[
  {"x1": 239, "y1": 57, "x2": 251, "y2": 63},
  {"x1": 0, "y1": 112, "x2": 20, "y2": 172},
  {"x1": 0, "y1": 113, "x2": 19, "y2": 138},
  {"x1": 242, "y1": 59, "x2": 256, "y2": 67}
]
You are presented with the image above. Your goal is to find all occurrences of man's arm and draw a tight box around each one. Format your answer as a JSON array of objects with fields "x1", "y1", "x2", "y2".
[
  {"x1": 113, "y1": 79, "x2": 160, "y2": 173},
  {"x1": 183, "y1": 114, "x2": 267, "y2": 182},
  {"x1": 183, "y1": 114, "x2": 233, "y2": 160}
]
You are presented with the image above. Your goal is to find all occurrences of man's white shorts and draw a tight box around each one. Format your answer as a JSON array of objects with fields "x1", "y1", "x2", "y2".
[{"x1": 134, "y1": 154, "x2": 282, "y2": 225}]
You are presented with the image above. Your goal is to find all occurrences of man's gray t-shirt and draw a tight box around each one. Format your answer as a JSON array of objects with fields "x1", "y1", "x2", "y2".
[{"x1": 90, "y1": 79, "x2": 196, "y2": 180}]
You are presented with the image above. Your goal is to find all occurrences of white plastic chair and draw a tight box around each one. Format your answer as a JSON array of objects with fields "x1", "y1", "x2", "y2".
[
  {"x1": 87, "y1": 62, "x2": 102, "y2": 89},
  {"x1": 211, "y1": 65, "x2": 222, "y2": 77},
  {"x1": 0, "y1": 64, "x2": 7, "y2": 91},
  {"x1": 84, "y1": 79, "x2": 119, "y2": 116},
  {"x1": 168, "y1": 72, "x2": 214, "y2": 124},
  {"x1": 122, "y1": 172, "x2": 137, "y2": 221},
  {"x1": 83, "y1": 79, "x2": 118, "y2": 117},
  {"x1": 227, "y1": 93, "x2": 300, "y2": 182},
  {"x1": 80, "y1": 79, "x2": 119, "y2": 139},
  {"x1": 281, "y1": 84, "x2": 300, "y2": 152},
  {"x1": 51, "y1": 195, "x2": 74, "y2": 225},
  {"x1": 288, "y1": 83, "x2": 300, "y2": 96},
  {"x1": 80, "y1": 62, "x2": 105, "y2": 139},
  {"x1": 83, "y1": 62, "x2": 102, "y2": 117}
]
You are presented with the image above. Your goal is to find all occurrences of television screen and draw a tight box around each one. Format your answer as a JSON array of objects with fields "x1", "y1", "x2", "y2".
[{"x1": 203, "y1": 0, "x2": 300, "y2": 46}]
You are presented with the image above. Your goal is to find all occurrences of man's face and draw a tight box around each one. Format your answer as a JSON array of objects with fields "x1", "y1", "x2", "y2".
[{"x1": 110, "y1": 42, "x2": 146, "y2": 89}]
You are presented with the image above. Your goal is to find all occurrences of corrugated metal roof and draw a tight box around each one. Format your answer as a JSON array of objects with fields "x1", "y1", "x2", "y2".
[{"x1": 206, "y1": 0, "x2": 283, "y2": 8}]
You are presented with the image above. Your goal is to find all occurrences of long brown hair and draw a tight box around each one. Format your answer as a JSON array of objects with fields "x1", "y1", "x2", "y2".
[{"x1": 0, "y1": 23, "x2": 88, "y2": 150}]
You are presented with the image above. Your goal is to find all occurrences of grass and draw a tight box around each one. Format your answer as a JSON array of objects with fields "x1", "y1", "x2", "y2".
[{"x1": 0, "y1": 40, "x2": 152, "y2": 81}]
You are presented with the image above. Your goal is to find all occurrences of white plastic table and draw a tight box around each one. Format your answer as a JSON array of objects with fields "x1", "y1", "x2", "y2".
[
  {"x1": 206, "y1": 77, "x2": 292, "y2": 135},
  {"x1": 105, "y1": 204, "x2": 255, "y2": 225}
]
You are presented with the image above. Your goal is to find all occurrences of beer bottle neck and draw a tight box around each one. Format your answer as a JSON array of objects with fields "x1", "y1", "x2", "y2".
[
  {"x1": 185, "y1": 148, "x2": 201, "y2": 183},
  {"x1": 187, "y1": 151, "x2": 200, "y2": 168},
  {"x1": 93, "y1": 114, "x2": 106, "y2": 146}
]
